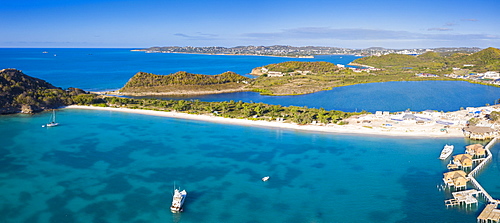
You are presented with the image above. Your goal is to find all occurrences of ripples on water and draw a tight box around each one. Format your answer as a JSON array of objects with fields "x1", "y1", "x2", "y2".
[
  {"x1": 0, "y1": 110, "x2": 492, "y2": 222},
  {"x1": 0, "y1": 49, "x2": 499, "y2": 222}
]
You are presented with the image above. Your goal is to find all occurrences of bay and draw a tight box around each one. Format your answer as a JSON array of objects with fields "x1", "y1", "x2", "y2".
[
  {"x1": 0, "y1": 48, "x2": 360, "y2": 91},
  {"x1": 1, "y1": 48, "x2": 500, "y2": 222},
  {"x1": 0, "y1": 109, "x2": 495, "y2": 223},
  {"x1": 1, "y1": 48, "x2": 498, "y2": 112},
  {"x1": 148, "y1": 81, "x2": 500, "y2": 112}
]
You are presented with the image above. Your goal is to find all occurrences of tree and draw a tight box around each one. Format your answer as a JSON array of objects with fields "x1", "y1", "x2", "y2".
[
  {"x1": 488, "y1": 111, "x2": 500, "y2": 122},
  {"x1": 468, "y1": 118, "x2": 480, "y2": 126}
]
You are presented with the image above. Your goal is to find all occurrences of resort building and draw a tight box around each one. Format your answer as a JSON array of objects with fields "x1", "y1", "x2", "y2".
[
  {"x1": 480, "y1": 71, "x2": 500, "y2": 79},
  {"x1": 267, "y1": 71, "x2": 285, "y2": 77},
  {"x1": 443, "y1": 170, "x2": 469, "y2": 190},
  {"x1": 451, "y1": 154, "x2": 473, "y2": 169},
  {"x1": 465, "y1": 144, "x2": 486, "y2": 158},
  {"x1": 463, "y1": 126, "x2": 498, "y2": 140}
]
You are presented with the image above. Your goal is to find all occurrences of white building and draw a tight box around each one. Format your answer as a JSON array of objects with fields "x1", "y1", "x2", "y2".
[{"x1": 482, "y1": 71, "x2": 500, "y2": 79}]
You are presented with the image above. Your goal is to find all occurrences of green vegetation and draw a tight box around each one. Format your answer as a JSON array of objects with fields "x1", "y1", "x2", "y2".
[
  {"x1": 120, "y1": 71, "x2": 250, "y2": 94},
  {"x1": 264, "y1": 61, "x2": 340, "y2": 73},
  {"x1": 1, "y1": 69, "x2": 363, "y2": 126},
  {"x1": 119, "y1": 48, "x2": 499, "y2": 96},
  {"x1": 488, "y1": 111, "x2": 500, "y2": 122},
  {"x1": 249, "y1": 61, "x2": 429, "y2": 95},
  {"x1": 0, "y1": 69, "x2": 98, "y2": 114},
  {"x1": 354, "y1": 47, "x2": 500, "y2": 74},
  {"x1": 100, "y1": 97, "x2": 366, "y2": 125}
]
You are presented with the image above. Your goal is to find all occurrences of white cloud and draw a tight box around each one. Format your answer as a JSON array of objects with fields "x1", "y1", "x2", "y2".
[{"x1": 427, "y1": 27, "x2": 453, "y2": 31}]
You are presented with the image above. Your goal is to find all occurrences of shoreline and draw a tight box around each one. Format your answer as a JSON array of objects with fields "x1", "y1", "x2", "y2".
[
  {"x1": 131, "y1": 50, "x2": 317, "y2": 58},
  {"x1": 64, "y1": 105, "x2": 465, "y2": 138}
]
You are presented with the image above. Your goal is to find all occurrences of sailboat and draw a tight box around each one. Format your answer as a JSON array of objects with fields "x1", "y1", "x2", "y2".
[{"x1": 44, "y1": 110, "x2": 59, "y2": 127}]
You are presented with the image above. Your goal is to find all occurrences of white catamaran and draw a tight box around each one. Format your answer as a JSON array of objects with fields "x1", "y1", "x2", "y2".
[
  {"x1": 43, "y1": 110, "x2": 59, "y2": 127},
  {"x1": 170, "y1": 188, "x2": 187, "y2": 212},
  {"x1": 439, "y1": 144, "x2": 454, "y2": 160}
]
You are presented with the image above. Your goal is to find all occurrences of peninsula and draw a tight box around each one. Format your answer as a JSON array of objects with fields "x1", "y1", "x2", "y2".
[
  {"x1": 118, "y1": 71, "x2": 250, "y2": 96},
  {"x1": 1, "y1": 69, "x2": 498, "y2": 139},
  {"x1": 117, "y1": 47, "x2": 500, "y2": 96},
  {"x1": 0, "y1": 68, "x2": 97, "y2": 114},
  {"x1": 133, "y1": 45, "x2": 482, "y2": 57}
]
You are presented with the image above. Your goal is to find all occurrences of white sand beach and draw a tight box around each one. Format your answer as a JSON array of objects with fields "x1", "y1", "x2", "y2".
[{"x1": 65, "y1": 105, "x2": 468, "y2": 138}]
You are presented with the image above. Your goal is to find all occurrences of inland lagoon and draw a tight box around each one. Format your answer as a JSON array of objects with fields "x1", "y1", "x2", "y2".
[{"x1": 1, "y1": 48, "x2": 500, "y2": 222}]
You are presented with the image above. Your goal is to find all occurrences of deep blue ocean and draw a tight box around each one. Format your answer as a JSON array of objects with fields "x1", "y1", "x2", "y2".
[{"x1": 1, "y1": 48, "x2": 500, "y2": 222}]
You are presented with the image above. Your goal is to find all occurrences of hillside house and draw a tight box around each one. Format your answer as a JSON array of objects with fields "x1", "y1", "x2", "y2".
[
  {"x1": 267, "y1": 71, "x2": 284, "y2": 77},
  {"x1": 481, "y1": 71, "x2": 500, "y2": 79}
]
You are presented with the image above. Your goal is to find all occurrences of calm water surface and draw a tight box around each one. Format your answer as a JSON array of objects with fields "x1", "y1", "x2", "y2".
[
  {"x1": 0, "y1": 48, "x2": 361, "y2": 91},
  {"x1": 0, "y1": 109, "x2": 498, "y2": 222},
  {"x1": 1, "y1": 49, "x2": 500, "y2": 222}
]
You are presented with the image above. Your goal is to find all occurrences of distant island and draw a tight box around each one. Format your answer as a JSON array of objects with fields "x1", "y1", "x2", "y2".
[
  {"x1": 132, "y1": 45, "x2": 482, "y2": 57},
  {"x1": 117, "y1": 47, "x2": 500, "y2": 96}
]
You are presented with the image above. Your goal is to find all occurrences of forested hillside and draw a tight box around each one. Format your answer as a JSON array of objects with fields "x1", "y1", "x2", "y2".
[
  {"x1": 264, "y1": 61, "x2": 340, "y2": 74},
  {"x1": 0, "y1": 69, "x2": 98, "y2": 114},
  {"x1": 353, "y1": 47, "x2": 500, "y2": 73},
  {"x1": 119, "y1": 71, "x2": 251, "y2": 95}
]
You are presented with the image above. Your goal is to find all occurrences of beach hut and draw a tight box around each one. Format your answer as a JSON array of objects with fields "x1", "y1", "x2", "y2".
[
  {"x1": 452, "y1": 154, "x2": 473, "y2": 169},
  {"x1": 443, "y1": 170, "x2": 469, "y2": 190}
]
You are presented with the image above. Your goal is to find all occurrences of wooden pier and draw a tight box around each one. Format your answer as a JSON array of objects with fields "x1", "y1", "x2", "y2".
[
  {"x1": 478, "y1": 204, "x2": 500, "y2": 223},
  {"x1": 441, "y1": 137, "x2": 500, "y2": 222},
  {"x1": 445, "y1": 189, "x2": 479, "y2": 207},
  {"x1": 467, "y1": 137, "x2": 500, "y2": 222}
]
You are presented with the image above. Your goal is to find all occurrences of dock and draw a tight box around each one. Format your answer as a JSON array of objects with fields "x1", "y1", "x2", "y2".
[
  {"x1": 444, "y1": 189, "x2": 479, "y2": 207},
  {"x1": 478, "y1": 204, "x2": 500, "y2": 223}
]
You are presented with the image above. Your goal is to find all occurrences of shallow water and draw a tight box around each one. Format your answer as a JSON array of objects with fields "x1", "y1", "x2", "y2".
[
  {"x1": 1, "y1": 48, "x2": 500, "y2": 222},
  {"x1": 0, "y1": 109, "x2": 496, "y2": 222}
]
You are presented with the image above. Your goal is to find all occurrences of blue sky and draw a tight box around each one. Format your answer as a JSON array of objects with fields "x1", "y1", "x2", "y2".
[{"x1": 1, "y1": 0, "x2": 499, "y2": 48}]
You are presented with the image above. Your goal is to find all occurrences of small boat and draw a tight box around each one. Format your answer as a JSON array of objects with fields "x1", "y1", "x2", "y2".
[
  {"x1": 262, "y1": 176, "x2": 270, "y2": 181},
  {"x1": 439, "y1": 144, "x2": 454, "y2": 160},
  {"x1": 44, "y1": 110, "x2": 59, "y2": 127},
  {"x1": 170, "y1": 188, "x2": 187, "y2": 212}
]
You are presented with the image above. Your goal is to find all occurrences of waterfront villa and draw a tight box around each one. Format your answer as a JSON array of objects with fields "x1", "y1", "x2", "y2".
[
  {"x1": 443, "y1": 170, "x2": 469, "y2": 190},
  {"x1": 451, "y1": 154, "x2": 473, "y2": 169},
  {"x1": 465, "y1": 144, "x2": 486, "y2": 158}
]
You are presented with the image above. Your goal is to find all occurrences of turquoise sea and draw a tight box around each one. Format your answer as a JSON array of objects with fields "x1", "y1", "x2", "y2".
[{"x1": 1, "y1": 48, "x2": 500, "y2": 222}]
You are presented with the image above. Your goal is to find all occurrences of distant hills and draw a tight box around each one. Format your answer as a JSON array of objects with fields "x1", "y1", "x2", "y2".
[
  {"x1": 134, "y1": 45, "x2": 482, "y2": 57},
  {"x1": 120, "y1": 48, "x2": 500, "y2": 96},
  {"x1": 353, "y1": 47, "x2": 500, "y2": 73}
]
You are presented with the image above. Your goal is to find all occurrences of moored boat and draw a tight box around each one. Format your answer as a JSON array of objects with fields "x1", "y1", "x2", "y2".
[
  {"x1": 43, "y1": 110, "x2": 59, "y2": 127},
  {"x1": 439, "y1": 144, "x2": 454, "y2": 160},
  {"x1": 262, "y1": 176, "x2": 270, "y2": 181},
  {"x1": 170, "y1": 188, "x2": 187, "y2": 212}
]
